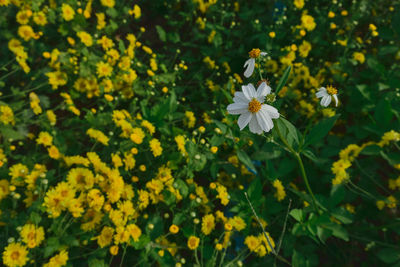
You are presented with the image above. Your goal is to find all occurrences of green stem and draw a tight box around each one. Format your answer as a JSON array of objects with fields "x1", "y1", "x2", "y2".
[
  {"x1": 119, "y1": 244, "x2": 127, "y2": 267},
  {"x1": 0, "y1": 68, "x2": 18, "y2": 81},
  {"x1": 275, "y1": 126, "x2": 319, "y2": 213},
  {"x1": 244, "y1": 192, "x2": 276, "y2": 255}
]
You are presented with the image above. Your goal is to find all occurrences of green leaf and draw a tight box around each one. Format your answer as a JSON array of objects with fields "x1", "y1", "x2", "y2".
[
  {"x1": 237, "y1": 149, "x2": 256, "y2": 173},
  {"x1": 44, "y1": 237, "x2": 60, "y2": 258},
  {"x1": 172, "y1": 213, "x2": 186, "y2": 225},
  {"x1": 317, "y1": 227, "x2": 332, "y2": 244},
  {"x1": 247, "y1": 178, "x2": 262, "y2": 204},
  {"x1": 303, "y1": 115, "x2": 339, "y2": 148},
  {"x1": 377, "y1": 248, "x2": 400, "y2": 264},
  {"x1": 331, "y1": 208, "x2": 353, "y2": 224},
  {"x1": 30, "y1": 212, "x2": 41, "y2": 225},
  {"x1": 278, "y1": 117, "x2": 300, "y2": 146},
  {"x1": 156, "y1": 25, "x2": 167, "y2": 42},
  {"x1": 89, "y1": 259, "x2": 107, "y2": 267},
  {"x1": 374, "y1": 99, "x2": 393, "y2": 128},
  {"x1": 175, "y1": 179, "x2": 189, "y2": 198},
  {"x1": 132, "y1": 234, "x2": 151, "y2": 249},
  {"x1": 323, "y1": 223, "x2": 349, "y2": 241},
  {"x1": 290, "y1": 209, "x2": 303, "y2": 222},
  {"x1": 162, "y1": 190, "x2": 176, "y2": 206},
  {"x1": 275, "y1": 65, "x2": 291, "y2": 94}
]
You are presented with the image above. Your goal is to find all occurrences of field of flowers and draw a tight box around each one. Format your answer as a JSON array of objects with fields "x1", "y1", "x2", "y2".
[{"x1": 0, "y1": 0, "x2": 399, "y2": 266}]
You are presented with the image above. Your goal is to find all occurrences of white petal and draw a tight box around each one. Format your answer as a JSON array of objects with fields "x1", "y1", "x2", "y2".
[
  {"x1": 227, "y1": 103, "x2": 248, "y2": 114},
  {"x1": 242, "y1": 84, "x2": 256, "y2": 100},
  {"x1": 333, "y1": 94, "x2": 339, "y2": 107},
  {"x1": 260, "y1": 52, "x2": 268, "y2": 56},
  {"x1": 316, "y1": 88, "x2": 328, "y2": 98},
  {"x1": 244, "y1": 58, "x2": 255, "y2": 78},
  {"x1": 249, "y1": 115, "x2": 262, "y2": 134},
  {"x1": 321, "y1": 95, "x2": 332, "y2": 107},
  {"x1": 256, "y1": 82, "x2": 271, "y2": 98},
  {"x1": 247, "y1": 83, "x2": 257, "y2": 98},
  {"x1": 233, "y1": 92, "x2": 249, "y2": 104},
  {"x1": 238, "y1": 112, "x2": 252, "y2": 130},
  {"x1": 262, "y1": 104, "x2": 280, "y2": 119},
  {"x1": 256, "y1": 109, "x2": 274, "y2": 132}
]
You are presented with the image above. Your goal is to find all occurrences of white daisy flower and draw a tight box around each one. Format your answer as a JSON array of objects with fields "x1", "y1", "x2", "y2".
[
  {"x1": 227, "y1": 82, "x2": 280, "y2": 134},
  {"x1": 316, "y1": 85, "x2": 339, "y2": 107},
  {"x1": 244, "y1": 48, "x2": 267, "y2": 78}
]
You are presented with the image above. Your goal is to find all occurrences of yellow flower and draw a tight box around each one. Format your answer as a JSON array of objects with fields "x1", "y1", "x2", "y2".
[
  {"x1": 110, "y1": 245, "x2": 119, "y2": 255},
  {"x1": 96, "y1": 13, "x2": 106, "y2": 30},
  {"x1": 0, "y1": 105, "x2": 15, "y2": 125},
  {"x1": 352, "y1": 52, "x2": 365, "y2": 64},
  {"x1": 0, "y1": 0, "x2": 10, "y2": 6},
  {"x1": 210, "y1": 146, "x2": 218, "y2": 154},
  {"x1": 187, "y1": 236, "x2": 200, "y2": 250},
  {"x1": 43, "y1": 250, "x2": 68, "y2": 267},
  {"x1": 96, "y1": 61, "x2": 113, "y2": 77},
  {"x1": 141, "y1": 120, "x2": 155, "y2": 135},
  {"x1": 33, "y1": 11, "x2": 47, "y2": 26},
  {"x1": 130, "y1": 5, "x2": 141, "y2": 19},
  {"x1": 97, "y1": 226, "x2": 114, "y2": 248},
  {"x1": 100, "y1": 0, "x2": 115, "y2": 8},
  {"x1": 77, "y1": 31, "x2": 93, "y2": 47},
  {"x1": 299, "y1": 40, "x2": 312, "y2": 57},
  {"x1": 2, "y1": 243, "x2": 29, "y2": 267},
  {"x1": 169, "y1": 224, "x2": 179, "y2": 234},
  {"x1": 175, "y1": 135, "x2": 187, "y2": 156},
  {"x1": 47, "y1": 110, "x2": 57, "y2": 126},
  {"x1": 149, "y1": 138, "x2": 163, "y2": 157},
  {"x1": 20, "y1": 224, "x2": 45, "y2": 248},
  {"x1": 272, "y1": 179, "x2": 286, "y2": 201},
  {"x1": 208, "y1": 30, "x2": 216, "y2": 43},
  {"x1": 36, "y1": 131, "x2": 53, "y2": 147},
  {"x1": 130, "y1": 128, "x2": 145, "y2": 144},
  {"x1": 228, "y1": 216, "x2": 246, "y2": 231},
  {"x1": 0, "y1": 179, "x2": 10, "y2": 200},
  {"x1": 45, "y1": 71, "x2": 67, "y2": 90},
  {"x1": 301, "y1": 14, "x2": 316, "y2": 31},
  {"x1": 16, "y1": 10, "x2": 32, "y2": 24},
  {"x1": 185, "y1": 111, "x2": 196, "y2": 128},
  {"x1": 18, "y1": 25, "x2": 37, "y2": 41},
  {"x1": 66, "y1": 167, "x2": 95, "y2": 190},
  {"x1": 201, "y1": 214, "x2": 215, "y2": 235},
  {"x1": 126, "y1": 224, "x2": 142, "y2": 242},
  {"x1": 62, "y1": 4, "x2": 75, "y2": 21},
  {"x1": 293, "y1": 0, "x2": 304, "y2": 9},
  {"x1": 48, "y1": 145, "x2": 61, "y2": 159},
  {"x1": 86, "y1": 128, "x2": 109, "y2": 146},
  {"x1": 378, "y1": 130, "x2": 400, "y2": 147},
  {"x1": 87, "y1": 189, "x2": 105, "y2": 211},
  {"x1": 244, "y1": 235, "x2": 260, "y2": 252}
]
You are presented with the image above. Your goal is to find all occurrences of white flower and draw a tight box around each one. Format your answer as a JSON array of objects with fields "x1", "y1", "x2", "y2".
[
  {"x1": 316, "y1": 85, "x2": 339, "y2": 107},
  {"x1": 244, "y1": 48, "x2": 267, "y2": 78},
  {"x1": 227, "y1": 82, "x2": 279, "y2": 134}
]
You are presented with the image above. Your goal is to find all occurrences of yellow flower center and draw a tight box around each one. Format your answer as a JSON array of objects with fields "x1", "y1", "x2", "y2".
[
  {"x1": 11, "y1": 251, "x2": 20, "y2": 260},
  {"x1": 248, "y1": 98, "x2": 262, "y2": 113},
  {"x1": 326, "y1": 85, "x2": 337, "y2": 95},
  {"x1": 249, "y1": 48, "x2": 261, "y2": 58}
]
